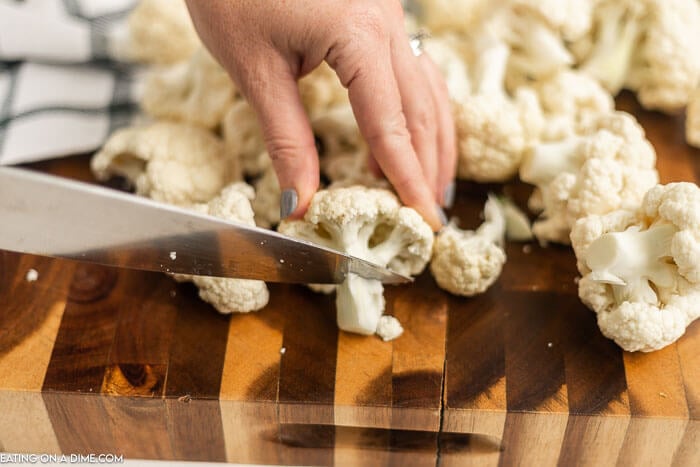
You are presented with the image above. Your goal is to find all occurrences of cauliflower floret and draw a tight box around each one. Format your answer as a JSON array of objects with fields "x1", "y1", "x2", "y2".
[
  {"x1": 423, "y1": 35, "x2": 472, "y2": 103},
  {"x1": 251, "y1": 165, "x2": 281, "y2": 229},
  {"x1": 571, "y1": 182, "x2": 700, "y2": 351},
  {"x1": 278, "y1": 187, "x2": 433, "y2": 336},
  {"x1": 91, "y1": 122, "x2": 237, "y2": 206},
  {"x1": 455, "y1": 39, "x2": 544, "y2": 182},
  {"x1": 686, "y1": 88, "x2": 700, "y2": 148},
  {"x1": 520, "y1": 111, "x2": 659, "y2": 245},
  {"x1": 221, "y1": 100, "x2": 271, "y2": 177},
  {"x1": 299, "y1": 63, "x2": 349, "y2": 118},
  {"x1": 578, "y1": 0, "x2": 700, "y2": 112},
  {"x1": 509, "y1": 0, "x2": 594, "y2": 42},
  {"x1": 527, "y1": 70, "x2": 615, "y2": 140},
  {"x1": 430, "y1": 195, "x2": 507, "y2": 296},
  {"x1": 312, "y1": 105, "x2": 364, "y2": 157},
  {"x1": 141, "y1": 48, "x2": 237, "y2": 129},
  {"x1": 174, "y1": 183, "x2": 270, "y2": 314},
  {"x1": 412, "y1": 0, "x2": 490, "y2": 34},
  {"x1": 117, "y1": 0, "x2": 200, "y2": 65}
]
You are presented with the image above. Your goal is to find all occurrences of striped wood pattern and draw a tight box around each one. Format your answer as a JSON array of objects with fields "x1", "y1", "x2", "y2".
[{"x1": 0, "y1": 94, "x2": 698, "y2": 465}]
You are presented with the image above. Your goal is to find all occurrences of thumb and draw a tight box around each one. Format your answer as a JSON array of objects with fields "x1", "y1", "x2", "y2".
[{"x1": 244, "y1": 62, "x2": 319, "y2": 220}]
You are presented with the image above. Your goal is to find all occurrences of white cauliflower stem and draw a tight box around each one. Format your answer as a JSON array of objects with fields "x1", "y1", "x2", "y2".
[
  {"x1": 687, "y1": 89, "x2": 700, "y2": 149},
  {"x1": 430, "y1": 195, "x2": 507, "y2": 297},
  {"x1": 571, "y1": 182, "x2": 700, "y2": 352},
  {"x1": 278, "y1": 187, "x2": 433, "y2": 336}
]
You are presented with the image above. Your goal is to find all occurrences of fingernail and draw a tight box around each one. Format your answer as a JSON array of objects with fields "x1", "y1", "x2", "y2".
[
  {"x1": 436, "y1": 205, "x2": 448, "y2": 226},
  {"x1": 443, "y1": 181, "x2": 456, "y2": 209},
  {"x1": 280, "y1": 189, "x2": 298, "y2": 220}
]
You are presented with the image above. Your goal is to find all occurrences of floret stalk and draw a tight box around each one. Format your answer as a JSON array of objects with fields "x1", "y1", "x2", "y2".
[
  {"x1": 585, "y1": 223, "x2": 677, "y2": 304},
  {"x1": 476, "y1": 195, "x2": 507, "y2": 245},
  {"x1": 579, "y1": 3, "x2": 640, "y2": 94},
  {"x1": 520, "y1": 137, "x2": 585, "y2": 186},
  {"x1": 473, "y1": 40, "x2": 510, "y2": 95}
]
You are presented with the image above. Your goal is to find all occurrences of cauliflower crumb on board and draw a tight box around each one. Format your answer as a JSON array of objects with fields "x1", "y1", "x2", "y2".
[
  {"x1": 376, "y1": 316, "x2": 404, "y2": 342},
  {"x1": 25, "y1": 269, "x2": 39, "y2": 282}
]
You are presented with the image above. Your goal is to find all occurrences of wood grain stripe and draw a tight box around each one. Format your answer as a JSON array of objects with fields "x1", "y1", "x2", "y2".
[
  {"x1": 617, "y1": 346, "x2": 689, "y2": 466},
  {"x1": 500, "y1": 291, "x2": 569, "y2": 466},
  {"x1": 0, "y1": 253, "x2": 74, "y2": 454},
  {"x1": 389, "y1": 273, "x2": 448, "y2": 432},
  {"x1": 558, "y1": 298, "x2": 630, "y2": 466},
  {"x1": 278, "y1": 285, "x2": 338, "y2": 426},
  {"x1": 219, "y1": 286, "x2": 285, "y2": 465},
  {"x1": 673, "y1": 321, "x2": 700, "y2": 465},
  {"x1": 163, "y1": 282, "x2": 229, "y2": 462},
  {"x1": 442, "y1": 286, "x2": 506, "y2": 443}
]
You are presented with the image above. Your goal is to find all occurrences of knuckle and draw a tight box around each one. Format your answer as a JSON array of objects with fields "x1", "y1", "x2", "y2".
[
  {"x1": 408, "y1": 107, "x2": 435, "y2": 137},
  {"x1": 344, "y1": 3, "x2": 387, "y2": 42}
]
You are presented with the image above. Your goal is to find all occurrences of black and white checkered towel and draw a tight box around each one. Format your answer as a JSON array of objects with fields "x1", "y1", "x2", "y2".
[{"x1": 0, "y1": 0, "x2": 143, "y2": 165}]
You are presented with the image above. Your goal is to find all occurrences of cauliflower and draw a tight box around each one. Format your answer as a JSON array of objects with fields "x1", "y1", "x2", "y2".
[
  {"x1": 141, "y1": 48, "x2": 237, "y2": 129},
  {"x1": 174, "y1": 183, "x2": 270, "y2": 314},
  {"x1": 298, "y1": 63, "x2": 349, "y2": 118},
  {"x1": 422, "y1": 35, "x2": 472, "y2": 103},
  {"x1": 686, "y1": 88, "x2": 700, "y2": 149},
  {"x1": 519, "y1": 111, "x2": 659, "y2": 245},
  {"x1": 430, "y1": 195, "x2": 507, "y2": 296},
  {"x1": 455, "y1": 39, "x2": 544, "y2": 182},
  {"x1": 221, "y1": 100, "x2": 271, "y2": 177},
  {"x1": 578, "y1": 0, "x2": 700, "y2": 112},
  {"x1": 412, "y1": 0, "x2": 490, "y2": 34},
  {"x1": 527, "y1": 70, "x2": 615, "y2": 141},
  {"x1": 278, "y1": 187, "x2": 433, "y2": 336},
  {"x1": 508, "y1": 0, "x2": 594, "y2": 42},
  {"x1": 312, "y1": 105, "x2": 364, "y2": 157},
  {"x1": 116, "y1": 0, "x2": 200, "y2": 65},
  {"x1": 571, "y1": 182, "x2": 700, "y2": 352},
  {"x1": 91, "y1": 122, "x2": 238, "y2": 206},
  {"x1": 251, "y1": 165, "x2": 281, "y2": 229}
]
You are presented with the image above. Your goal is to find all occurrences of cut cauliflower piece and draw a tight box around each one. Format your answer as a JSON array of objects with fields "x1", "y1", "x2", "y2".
[
  {"x1": 686, "y1": 88, "x2": 700, "y2": 149},
  {"x1": 116, "y1": 0, "x2": 200, "y2": 65},
  {"x1": 278, "y1": 187, "x2": 433, "y2": 336},
  {"x1": 455, "y1": 39, "x2": 544, "y2": 182},
  {"x1": 251, "y1": 165, "x2": 281, "y2": 229},
  {"x1": 141, "y1": 48, "x2": 237, "y2": 129},
  {"x1": 91, "y1": 122, "x2": 237, "y2": 206},
  {"x1": 430, "y1": 195, "x2": 507, "y2": 297},
  {"x1": 571, "y1": 182, "x2": 700, "y2": 351},
  {"x1": 578, "y1": 0, "x2": 700, "y2": 112},
  {"x1": 413, "y1": 0, "x2": 490, "y2": 34},
  {"x1": 174, "y1": 183, "x2": 270, "y2": 314},
  {"x1": 422, "y1": 35, "x2": 472, "y2": 103},
  {"x1": 519, "y1": 111, "x2": 659, "y2": 245},
  {"x1": 221, "y1": 100, "x2": 271, "y2": 177},
  {"x1": 312, "y1": 105, "x2": 364, "y2": 157},
  {"x1": 509, "y1": 0, "x2": 594, "y2": 42}
]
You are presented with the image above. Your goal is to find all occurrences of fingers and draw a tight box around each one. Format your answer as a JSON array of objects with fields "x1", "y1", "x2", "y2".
[
  {"x1": 389, "y1": 29, "x2": 440, "y2": 199},
  {"x1": 327, "y1": 32, "x2": 444, "y2": 231},
  {"x1": 418, "y1": 54, "x2": 457, "y2": 207},
  {"x1": 243, "y1": 57, "x2": 319, "y2": 219}
]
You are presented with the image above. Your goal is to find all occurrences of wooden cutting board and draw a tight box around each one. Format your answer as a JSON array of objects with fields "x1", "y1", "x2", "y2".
[{"x1": 0, "y1": 95, "x2": 698, "y2": 466}]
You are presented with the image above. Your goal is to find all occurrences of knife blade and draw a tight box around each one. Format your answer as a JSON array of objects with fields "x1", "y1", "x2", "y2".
[{"x1": 0, "y1": 167, "x2": 411, "y2": 285}]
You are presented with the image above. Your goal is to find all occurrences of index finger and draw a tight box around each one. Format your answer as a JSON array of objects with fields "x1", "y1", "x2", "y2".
[{"x1": 327, "y1": 39, "x2": 445, "y2": 231}]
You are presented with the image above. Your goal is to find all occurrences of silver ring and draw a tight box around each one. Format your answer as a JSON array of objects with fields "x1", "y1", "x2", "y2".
[{"x1": 409, "y1": 31, "x2": 429, "y2": 57}]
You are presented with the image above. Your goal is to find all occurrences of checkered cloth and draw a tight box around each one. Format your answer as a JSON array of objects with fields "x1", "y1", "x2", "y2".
[{"x1": 0, "y1": 0, "x2": 143, "y2": 165}]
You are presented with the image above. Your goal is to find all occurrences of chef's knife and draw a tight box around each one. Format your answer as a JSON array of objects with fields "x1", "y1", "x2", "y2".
[{"x1": 0, "y1": 167, "x2": 411, "y2": 285}]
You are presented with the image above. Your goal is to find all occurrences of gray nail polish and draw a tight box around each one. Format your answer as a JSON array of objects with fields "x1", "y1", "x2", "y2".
[
  {"x1": 443, "y1": 181, "x2": 456, "y2": 209},
  {"x1": 280, "y1": 189, "x2": 298, "y2": 220},
  {"x1": 436, "y1": 205, "x2": 448, "y2": 226}
]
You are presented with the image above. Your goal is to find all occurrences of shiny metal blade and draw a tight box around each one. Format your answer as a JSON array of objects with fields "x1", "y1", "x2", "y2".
[{"x1": 0, "y1": 167, "x2": 411, "y2": 285}]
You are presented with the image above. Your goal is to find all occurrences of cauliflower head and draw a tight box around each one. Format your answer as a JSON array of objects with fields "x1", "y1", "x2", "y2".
[
  {"x1": 520, "y1": 111, "x2": 659, "y2": 245},
  {"x1": 118, "y1": 0, "x2": 200, "y2": 65},
  {"x1": 278, "y1": 186, "x2": 433, "y2": 335},
  {"x1": 430, "y1": 195, "x2": 507, "y2": 296},
  {"x1": 222, "y1": 100, "x2": 271, "y2": 177},
  {"x1": 571, "y1": 182, "x2": 700, "y2": 351},
  {"x1": 141, "y1": 48, "x2": 236, "y2": 129},
  {"x1": 174, "y1": 183, "x2": 270, "y2": 314},
  {"x1": 455, "y1": 40, "x2": 544, "y2": 182},
  {"x1": 91, "y1": 122, "x2": 237, "y2": 206}
]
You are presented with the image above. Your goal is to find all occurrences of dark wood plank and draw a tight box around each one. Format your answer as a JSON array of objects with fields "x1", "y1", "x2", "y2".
[
  {"x1": 163, "y1": 282, "x2": 230, "y2": 462},
  {"x1": 499, "y1": 291, "x2": 570, "y2": 466}
]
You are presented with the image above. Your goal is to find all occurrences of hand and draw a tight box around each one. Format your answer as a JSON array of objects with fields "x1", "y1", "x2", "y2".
[{"x1": 185, "y1": 0, "x2": 456, "y2": 230}]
